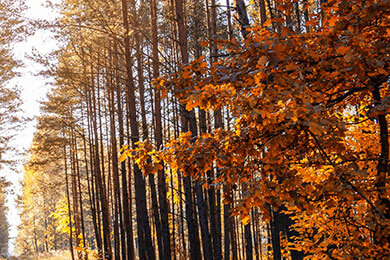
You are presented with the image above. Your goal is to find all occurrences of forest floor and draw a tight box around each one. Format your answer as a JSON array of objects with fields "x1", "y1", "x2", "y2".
[{"x1": 5, "y1": 251, "x2": 71, "y2": 260}]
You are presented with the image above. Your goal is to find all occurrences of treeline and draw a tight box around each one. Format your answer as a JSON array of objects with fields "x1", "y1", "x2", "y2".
[
  {"x1": 0, "y1": 0, "x2": 25, "y2": 257},
  {"x1": 17, "y1": 0, "x2": 390, "y2": 259}
]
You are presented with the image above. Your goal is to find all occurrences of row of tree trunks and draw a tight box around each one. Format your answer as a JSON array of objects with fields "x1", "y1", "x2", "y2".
[{"x1": 56, "y1": 1, "x2": 295, "y2": 260}]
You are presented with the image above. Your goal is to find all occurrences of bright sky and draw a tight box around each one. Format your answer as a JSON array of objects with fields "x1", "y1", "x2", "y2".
[{"x1": 1, "y1": 0, "x2": 60, "y2": 255}]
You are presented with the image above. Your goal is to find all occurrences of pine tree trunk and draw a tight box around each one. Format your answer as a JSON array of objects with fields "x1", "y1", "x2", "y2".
[
  {"x1": 235, "y1": 0, "x2": 250, "y2": 38},
  {"x1": 120, "y1": 1, "x2": 155, "y2": 258},
  {"x1": 64, "y1": 145, "x2": 75, "y2": 260},
  {"x1": 372, "y1": 84, "x2": 390, "y2": 250},
  {"x1": 270, "y1": 209, "x2": 281, "y2": 260},
  {"x1": 150, "y1": 0, "x2": 172, "y2": 256},
  {"x1": 90, "y1": 66, "x2": 112, "y2": 260},
  {"x1": 174, "y1": 0, "x2": 202, "y2": 259}
]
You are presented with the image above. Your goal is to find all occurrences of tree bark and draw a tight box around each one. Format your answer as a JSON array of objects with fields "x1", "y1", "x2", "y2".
[{"x1": 120, "y1": 1, "x2": 155, "y2": 258}]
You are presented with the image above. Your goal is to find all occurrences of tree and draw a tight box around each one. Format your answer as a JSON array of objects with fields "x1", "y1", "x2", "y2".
[
  {"x1": 126, "y1": 0, "x2": 390, "y2": 258},
  {"x1": 0, "y1": 0, "x2": 25, "y2": 163}
]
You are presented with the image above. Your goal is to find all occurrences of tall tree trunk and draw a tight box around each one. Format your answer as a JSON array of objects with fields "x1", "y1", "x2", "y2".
[
  {"x1": 113, "y1": 42, "x2": 134, "y2": 260},
  {"x1": 244, "y1": 223, "x2": 253, "y2": 260},
  {"x1": 372, "y1": 83, "x2": 390, "y2": 249},
  {"x1": 150, "y1": 0, "x2": 172, "y2": 257},
  {"x1": 120, "y1": 1, "x2": 155, "y2": 258},
  {"x1": 259, "y1": 0, "x2": 267, "y2": 25},
  {"x1": 174, "y1": 0, "x2": 202, "y2": 259},
  {"x1": 90, "y1": 65, "x2": 112, "y2": 260},
  {"x1": 64, "y1": 145, "x2": 75, "y2": 260},
  {"x1": 82, "y1": 102, "x2": 101, "y2": 252},
  {"x1": 72, "y1": 129, "x2": 87, "y2": 257},
  {"x1": 69, "y1": 131, "x2": 81, "y2": 258},
  {"x1": 235, "y1": 0, "x2": 250, "y2": 38},
  {"x1": 112, "y1": 41, "x2": 129, "y2": 260},
  {"x1": 108, "y1": 68, "x2": 123, "y2": 260},
  {"x1": 129, "y1": 0, "x2": 164, "y2": 257},
  {"x1": 270, "y1": 209, "x2": 281, "y2": 260}
]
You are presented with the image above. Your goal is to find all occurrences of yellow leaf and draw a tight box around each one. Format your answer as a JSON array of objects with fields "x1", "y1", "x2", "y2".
[
  {"x1": 291, "y1": 115, "x2": 298, "y2": 122},
  {"x1": 120, "y1": 145, "x2": 128, "y2": 152},
  {"x1": 235, "y1": 127, "x2": 241, "y2": 136},
  {"x1": 119, "y1": 152, "x2": 128, "y2": 162},
  {"x1": 241, "y1": 214, "x2": 251, "y2": 225}
]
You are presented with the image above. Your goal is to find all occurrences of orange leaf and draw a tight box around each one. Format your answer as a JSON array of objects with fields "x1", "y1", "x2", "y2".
[{"x1": 336, "y1": 46, "x2": 350, "y2": 55}]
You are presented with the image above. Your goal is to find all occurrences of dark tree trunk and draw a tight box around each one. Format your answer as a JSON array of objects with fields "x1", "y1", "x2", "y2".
[
  {"x1": 64, "y1": 145, "x2": 75, "y2": 260},
  {"x1": 120, "y1": 1, "x2": 155, "y2": 258},
  {"x1": 150, "y1": 0, "x2": 172, "y2": 256},
  {"x1": 174, "y1": 0, "x2": 202, "y2": 259},
  {"x1": 372, "y1": 83, "x2": 390, "y2": 249},
  {"x1": 90, "y1": 66, "x2": 112, "y2": 260},
  {"x1": 235, "y1": 0, "x2": 250, "y2": 38}
]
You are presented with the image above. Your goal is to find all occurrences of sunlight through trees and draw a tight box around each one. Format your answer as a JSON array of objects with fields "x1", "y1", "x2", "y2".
[{"x1": 0, "y1": 0, "x2": 388, "y2": 259}]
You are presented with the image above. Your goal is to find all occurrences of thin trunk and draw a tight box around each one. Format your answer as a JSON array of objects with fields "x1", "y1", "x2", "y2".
[
  {"x1": 223, "y1": 192, "x2": 231, "y2": 260},
  {"x1": 174, "y1": 0, "x2": 203, "y2": 259},
  {"x1": 82, "y1": 104, "x2": 101, "y2": 252},
  {"x1": 64, "y1": 145, "x2": 75, "y2": 260},
  {"x1": 150, "y1": 0, "x2": 172, "y2": 257},
  {"x1": 70, "y1": 133, "x2": 81, "y2": 256},
  {"x1": 130, "y1": 0, "x2": 164, "y2": 257},
  {"x1": 108, "y1": 70, "x2": 122, "y2": 260},
  {"x1": 84, "y1": 63, "x2": 103, "y2": 252},
  {"x1": 120, "y1": 1, "x2": 155, "y2": 258},
  {"x1": 91, "y1": 65, "x2": 112, "y2": 260},
  {"x1": 112, "y1": 41, "x2": 128, "y2": 260},
  {"x1": 72, "y1": 130, "x2": 87, "y2": 250},
  {"x1": 226, "y1": 0, "x2": 233, "y2": 40}
]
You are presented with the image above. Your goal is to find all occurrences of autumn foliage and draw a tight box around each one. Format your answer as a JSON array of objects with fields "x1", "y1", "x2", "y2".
[{"x1": 122, "y1": 0, "x2": 390, "y2": 258}]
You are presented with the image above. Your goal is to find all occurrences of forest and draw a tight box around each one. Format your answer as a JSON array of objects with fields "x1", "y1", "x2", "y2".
[{"x1": 0, "y1": 0, "x2": 389, "y2": 259}]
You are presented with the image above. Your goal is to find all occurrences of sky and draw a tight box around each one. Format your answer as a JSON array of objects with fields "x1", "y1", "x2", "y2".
[{"x1": 1, "y1": 0, "x2": 60, "y2": 255}]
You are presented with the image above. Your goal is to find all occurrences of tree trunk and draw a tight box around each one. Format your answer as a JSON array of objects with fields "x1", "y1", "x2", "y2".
[
  {"x1": 235, "y1": 0, "x2": 250, "y2": 38},
  {"x1": 120, "y1": 1, "x2": 155, "y2": 258},
  {"x1": 90, "y1": 65, "x2": 112, "y2": 260},
  {"x1": 64, "y1": 145, "x2": 75, "y2": 260},
  {"x1": 372, "y1": 84, "x2": 390, "y2": 250},
  {"x1": 174, "y1": 0, "x2": 202, "y2": 259}
]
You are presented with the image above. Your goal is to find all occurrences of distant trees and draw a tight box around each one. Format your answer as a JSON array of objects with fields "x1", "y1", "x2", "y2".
[
  {"x1": 0, "y1": 179, "x2": 9, "y2": 257},
  {"x1": 0, "y1": 1, "x2": 25, "y2": 257},
  {"x1": 0, "y1": 0, "x2": 25, "y2": 163},
  {"x1": 17, "y1": 114, "x2": 71, "y2": 255}
]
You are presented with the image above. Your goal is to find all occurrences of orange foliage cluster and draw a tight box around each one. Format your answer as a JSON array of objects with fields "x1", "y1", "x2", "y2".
[{"x1": 122, "y1": 0, "x2": 390, "y2": 258}]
